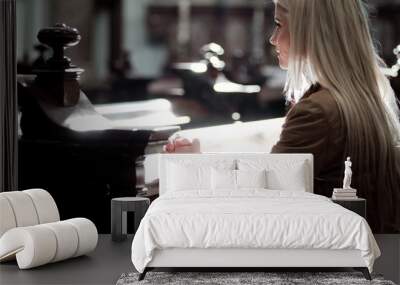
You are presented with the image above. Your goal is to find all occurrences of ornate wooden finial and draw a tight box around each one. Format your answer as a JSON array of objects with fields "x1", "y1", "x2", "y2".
[
  {"x1": 37, "y1": 23, "x2": 81, "y2": 69},
  {"x1": 33, "y1": 23, "x2": 84, "y2": 107}
]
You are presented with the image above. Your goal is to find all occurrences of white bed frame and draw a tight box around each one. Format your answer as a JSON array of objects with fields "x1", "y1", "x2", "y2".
[
  {"x1": 139, "y1": 154, "x2": 371, "y2": 281},
  {"x1": 148, "y1": 249, "x2": 366, "y2": 268},
  {"x1": 142, "y1": 248, "x2": 370, "y2": 280}
]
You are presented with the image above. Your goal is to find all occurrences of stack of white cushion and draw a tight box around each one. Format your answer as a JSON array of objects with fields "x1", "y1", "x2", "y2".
[
  {"x1": 159, "y1": 153, "x2": 313, "y2": 196},
  {"x1": 0, "y1": 189, "x2": 97, "y2": 269}
]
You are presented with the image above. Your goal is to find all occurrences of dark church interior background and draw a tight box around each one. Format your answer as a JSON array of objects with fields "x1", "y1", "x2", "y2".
[
  {"x1": 17, "y1": 0, "x2": 400, "y2": 110},
  {"x1": 16, "y1": 0, "x2": 400, "y2": 233}
]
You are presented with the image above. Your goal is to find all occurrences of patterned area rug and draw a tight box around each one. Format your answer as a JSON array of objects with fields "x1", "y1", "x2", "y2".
[{"x1": 116, "y1": 271, "x2": 396, "y2": 285}]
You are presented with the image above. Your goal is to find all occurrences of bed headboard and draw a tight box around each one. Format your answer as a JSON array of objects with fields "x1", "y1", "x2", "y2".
[{"x1": 159, "y1": 153, "x2": 313, "y2": 195}]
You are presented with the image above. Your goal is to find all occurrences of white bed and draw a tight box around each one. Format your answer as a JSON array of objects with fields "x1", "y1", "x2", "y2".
[{"x1": 131, "y1": 153, "x2": 380, "y2": 280}]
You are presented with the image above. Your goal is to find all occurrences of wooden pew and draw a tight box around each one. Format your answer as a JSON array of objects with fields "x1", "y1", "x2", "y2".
[{"x1": 18, "y1": 24, "x2": 184, "y2": 233}]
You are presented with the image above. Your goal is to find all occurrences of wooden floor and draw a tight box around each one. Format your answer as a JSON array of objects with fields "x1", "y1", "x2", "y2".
[{"x1": 0, "y1": 234, "x2": 399, "y2": 285}]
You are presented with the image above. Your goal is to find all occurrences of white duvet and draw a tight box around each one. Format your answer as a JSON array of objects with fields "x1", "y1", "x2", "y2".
[{"x1": 131, "y1": 190, "x2": 380, "y2": 273}]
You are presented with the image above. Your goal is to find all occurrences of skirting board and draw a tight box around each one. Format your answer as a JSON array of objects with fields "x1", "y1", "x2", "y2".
[{"x1": 147, "y1": 248, "x2": 366, "y2": 268}]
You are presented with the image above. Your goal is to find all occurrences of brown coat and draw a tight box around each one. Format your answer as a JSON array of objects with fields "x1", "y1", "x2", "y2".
[
  {"x1": 271, "y1": 85, "x2": 346, "y2": 197},
  {"x1": 271, "y1": 85, "x2": 400, "y2": 233}
]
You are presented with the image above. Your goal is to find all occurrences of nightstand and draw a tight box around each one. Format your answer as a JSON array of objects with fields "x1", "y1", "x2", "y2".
[
  {"x1": 111, "y1": 197, "x2": 150, "y2": 242},
  {"x1": 331, "y1": 198, "x2": 366, "y2": 219}
]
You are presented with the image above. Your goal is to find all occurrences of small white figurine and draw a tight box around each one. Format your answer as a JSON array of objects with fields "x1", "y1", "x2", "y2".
[{"x1": 342, "y1": 157, "x2": 353, "y2": 189}]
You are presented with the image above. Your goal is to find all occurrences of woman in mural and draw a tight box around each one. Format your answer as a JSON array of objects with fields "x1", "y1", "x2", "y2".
[{"x1": 164, "y1": 0, "x2": 400, "y2": 233}]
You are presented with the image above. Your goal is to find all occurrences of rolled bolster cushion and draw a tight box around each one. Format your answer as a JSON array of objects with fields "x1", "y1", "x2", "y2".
[
  {"x1": 0, "y1": 226, "x2": 57, "y2": 269},
  {"x1": 23, "y1": 189, "x2": 60, "y2": 224},
  {"x1": 0, "y1": 189, "x2": 60, "y2": 238},
  {"x1": 64, "y1": 218, "x2": 98, "y2": 257},
  {"x1": 41, "y1": 221, "x2": 79, "y2": 263},
  {"x1": 0, "y1": 191, "x2": 39, "y2": 228},
  {"x1": 0, "y1": 196, "x2": 17, "y2": 237},
  {"x1": 0, "y1": 218, "x2": 98, "y2": 269}
]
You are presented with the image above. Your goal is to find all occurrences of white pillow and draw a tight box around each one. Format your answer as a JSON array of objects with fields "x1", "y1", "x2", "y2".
[
  {"x1": 237, "y1": 159, "x2": 308, "y2": 191},
  {"x1": 266, "y1": 167, "x2": 306, "y2": 191},
  {"x1": 211, "y1": 169, "x2": 268, "y2": 191},
  {"x1": 236, "y1": 169, "x2": 267, "y2": 189},
  {"x1": 211, "y1": 168, "x2": 236, "y2": 190},
  {"x1": 166, "y1": 162, "x2": 211, "y2": 192}
]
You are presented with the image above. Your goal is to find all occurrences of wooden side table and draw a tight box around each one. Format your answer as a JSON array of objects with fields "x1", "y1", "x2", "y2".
[
  {"x1": 331, "y1": 198, "x2": 366, "y2": 219},
  {"x1": 111, "y1": 197, "x2": 150, "y2": 242}
]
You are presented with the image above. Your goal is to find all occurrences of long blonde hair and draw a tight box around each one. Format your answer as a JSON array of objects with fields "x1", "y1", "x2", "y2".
[{"x1": 274, "y1": 0, "x2": 400, "y2": 232}]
